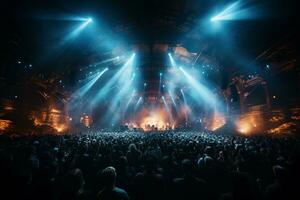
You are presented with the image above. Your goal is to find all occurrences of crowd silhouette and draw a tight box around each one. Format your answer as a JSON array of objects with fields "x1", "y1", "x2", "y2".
[{"x1": 0, "y1": 131, "x2": 300, "y2": 200}]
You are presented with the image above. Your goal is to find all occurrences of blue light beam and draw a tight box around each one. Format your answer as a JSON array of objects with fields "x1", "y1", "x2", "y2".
[
  {"x1": 168, "y1": 90, "x2": 177, "y2": 107},
  {"x1": 211, "y1": 1, "x2": 256, "y2": 21},
  {"x1": 134, "y1": 97, "x2": 143, "y2": 110},
  {"x1": 179, "y1": 67, "x2": 219, "y2": 107},
  {"x1": 73, "y1": 67, "x2": 108, "y2": 98},
  {"x1": 162, "y1": 96, "x2": 174, "y2": 123},
  {"x1": 168, "y1": 53, "x2": 177, "y2": 68},
  {"x1": 59, "y1": 18, "x2": 93, "y2": 46},
  {"x1": 91, "y1": 54, "x2": 135, "y2": 106}
]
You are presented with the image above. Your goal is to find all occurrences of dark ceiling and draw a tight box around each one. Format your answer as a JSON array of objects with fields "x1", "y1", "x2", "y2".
[{"x1": 2, "y1": 0, "x2": 299, "y2": 83}]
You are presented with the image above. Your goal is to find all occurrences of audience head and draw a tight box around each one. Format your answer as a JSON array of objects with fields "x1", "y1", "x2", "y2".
[
  {"x1": 101, "y1": 166, "x2": 117, "y2": 189},
  {"x1": 128, "y1": 143, "x2": 137, "y2": 152},
  {"x1": 181, "y1": 159, "x2": 193, "y2": 177},
  {"x1": 64, "y1": 168, "x2": 85, "y2": 194},
  {"x1": 144, "y1": 156, "x2": 156, "y2": 173},
  {"x1": 0, "y1": 130, "x2": 299, "y2": 200},
  {"x1": 273, "y1": 165, "x2": 287, "y2": 182}
]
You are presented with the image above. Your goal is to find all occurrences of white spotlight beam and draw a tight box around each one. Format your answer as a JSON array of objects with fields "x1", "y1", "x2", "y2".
[
  {"x1": 91, "y1": 54, "x2": 135, "y2": 106},
  {"x1": 211, "y1": 1, "x2": 255, "y2": 21},
  {"x1": 168, "y1": 53, "x2": 177, "y2": 68},
  {"x1": 159, "y1": 73, "x2": 162, "y2": 93},
  {"x1": 107, "y1": 72, "x2": 136, "y2": 121},
  {"x1": 73, "y1": 67, "x2": 108, "y2": 98},
  {"x1": 168, "y1": 90, "x2": 177, "y2": 107},
  {"x1": 124, "y1": 90, "x2": 136, "y2": 111},
  {"x1": 211, "y1": 1, "x2": 239, "y2": 21},
  {"x1": 36, "y1": 15, "x2": 90, "y2": 22},
  {"x1": 180, "y1": 89, "x2": 187, "y2": 106},
  {"x1": 162, "y1": 96, "x2": 174, "y2": 123},
  {"x1": 134, "y1": 97, "x2": 143, "y2": 110},
  {"x1": 59, "y1": 18, "x2": 93, "y2": 46},
  {"x1": 179, "y1": 67, "x2": 218, "y2": 107},
  {"x1": 93, "y1": 56, "x2": 120, "y2": 66}
]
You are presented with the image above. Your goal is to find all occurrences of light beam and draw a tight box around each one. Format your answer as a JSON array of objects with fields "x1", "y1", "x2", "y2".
[
  {"x1": 73, "y1": 67, "x2": 108, "y2": 98},
  {"x1": 210, "y1": 1, "x2": 256, "y2": 21},
  {"x1": 168, "y1": 53, "x2": 177, "y2": 68}
]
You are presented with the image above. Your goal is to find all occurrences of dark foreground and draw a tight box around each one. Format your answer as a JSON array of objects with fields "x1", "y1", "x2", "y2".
[{"x1": 1, "y1": 131, "x2": 300, "y2": 200}]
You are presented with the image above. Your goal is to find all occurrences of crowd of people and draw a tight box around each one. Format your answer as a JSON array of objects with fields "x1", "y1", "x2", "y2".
[{"x1": 1, "y1": 131, "x2": 300, "y2": 200}]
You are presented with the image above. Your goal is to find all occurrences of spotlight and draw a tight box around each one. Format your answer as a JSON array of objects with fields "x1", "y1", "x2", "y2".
[
  {"x1": 124, "y1": 90, "x2": 136, "y2": 111},
  {"x1": 168, "y1": 90, "x2": 177, "y2": 107},
  {"x1": 179, "y1": 67, "x2": 219, "y2": 107},
  {"x1": 135, "y1": 96, "x2": 143, "y2": 110},
  {"x1": 87, "y1": 18, "x2": 93, "y2": 23},
  {"x1": 160, "y1": 72, "x2": 163, "y2": 76},
  {"x1": 210, "y1": 1, "x2": 240, "y2": 21},
  {"x1": 210, "y1": 17, "x2": 218, "y2": 22},
  {"x1": 91, "y1": 54, "x2": 135, "y2": 106},
  {"x1": 59, "y1": 17, "x2": 94, "y2": 45},
  {"x1": 168, "y1": 53, "x2": 177, "y2": 68},
  {"x1": 91, "y1": 56, "x2": 120, "y2": 67},
  {"x1": 72, "y1": 67, "x2": 108, "y2": 98},
  {"x1": 162, "y1": 95, "x2": 173, "y2": 122},
  {"x1": 210, "y1": 1, "x2": 255, "y2": 21}
]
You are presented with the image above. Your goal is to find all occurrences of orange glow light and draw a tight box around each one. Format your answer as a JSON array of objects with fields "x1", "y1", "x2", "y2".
[
  {"x1": 0, "y1": 119, "x2": 12, "y2": 131},
  {"x1": 205, "y1": 112, "x2": 226, "y2": 131},
  {"x1": 267, "y1": 122, "x2": 296, "y2": 135},
  {"x1": 235, "y1": 111, "x2": 263, "y2": 135},
  {"x1": 134, "y1": 108, "x2": 174, "y2": 131},
  {"x1": 32, "y1": 108, "x2": 70, "y2": 133}
]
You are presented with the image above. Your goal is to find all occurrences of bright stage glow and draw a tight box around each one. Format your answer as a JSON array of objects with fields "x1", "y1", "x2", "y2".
[
  {"x1": 235, "y1": 111, "x2": 264, "y2": 135},
  {"x1": 205, "y1": 112, "x2": 226, "y2": 131},
  {"x1": 210, "y1": 1, "x2": 255, "y2": 21},
  {"x1": 137, "y1": 108, "x2": 174, "y2": 131}
]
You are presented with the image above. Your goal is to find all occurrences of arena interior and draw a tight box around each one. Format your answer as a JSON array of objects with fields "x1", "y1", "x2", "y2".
[{"x1": 1, "y1": 0, "x2": 300, "y2": 200}]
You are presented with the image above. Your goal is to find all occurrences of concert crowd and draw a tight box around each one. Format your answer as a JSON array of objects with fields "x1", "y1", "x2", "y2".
[{"x1": 1, "y1": 131, "x2": 300, "y2": 200}]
